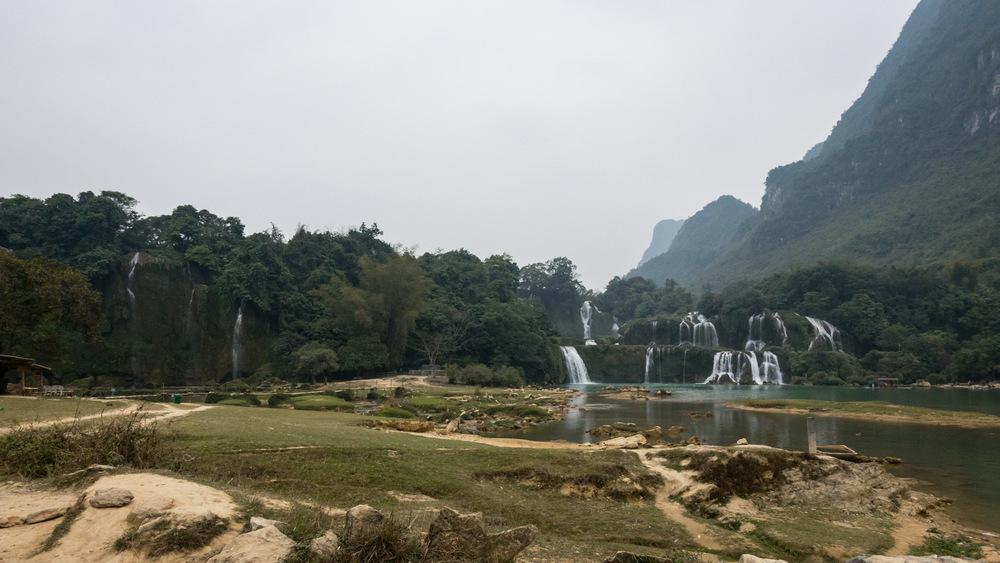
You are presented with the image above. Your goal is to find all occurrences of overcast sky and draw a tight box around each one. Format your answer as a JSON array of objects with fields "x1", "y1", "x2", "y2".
[{"x1": 1, "y1": 1, "x2": 919, "y2": 291}]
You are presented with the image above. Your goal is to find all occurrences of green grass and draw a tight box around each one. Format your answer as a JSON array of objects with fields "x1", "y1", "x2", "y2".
[
  {"x1": 0, "y1": 397, "x2": 126, "y2": 427},
  {"x1": 164, "y1": 406, "x2": 691, "y2": 558},
  {"x1": 287, "y1": 395, "x2": 354, "y2": 411},
  {"x1": 731, "y1": 399, "x2": 1000, "y2": 424},
  {"x1": 910, "y1": 533, "x2": 984, "y2": 559}
]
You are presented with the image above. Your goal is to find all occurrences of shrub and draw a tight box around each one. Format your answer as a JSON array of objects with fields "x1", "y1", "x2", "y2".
[
  {"x1": 378, "y1": 407, "x2": 416, "y2": 419},
  {"x1": 0, "y1": 407, "x2": 165, "y2": 478},
  {"x1": 267, "y1": 393, "x2": 291, "y2": 408}
]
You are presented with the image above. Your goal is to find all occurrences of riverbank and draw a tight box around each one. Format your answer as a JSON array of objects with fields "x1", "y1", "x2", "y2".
[{"x1": 726, "y1": 399, "x2": 1000, "y2": 429}]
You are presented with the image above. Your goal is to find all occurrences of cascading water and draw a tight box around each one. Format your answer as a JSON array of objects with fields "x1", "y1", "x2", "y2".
[
  {"x1": 761, "y1": 351, "x2": 784, "y2": 384},
  {"x1": 611, "y1": 317, "x2": 620, "y2": 343},
  {"x1": 746, "y1": 311, "x2": 790, "y2": 351},
  {"x1": 680, "y1": 312, "x2": 718, "y2": 348},
  {"x1": 185, "y1": 264, "x2": 196, "y2": 336},
  {"x1": 232, "y1": 303, "x2": 244, "y2": 380},
  {"x1": 580, "y1": 301, "x2": 598, "y2": 345},
  {"x1": 560, "y1": 346, "x2": 592, "y2": 384},
  {"x1": 703, "y1": 350, "x2": 781, "y2": 385},
  {"x1": 644, "y1": 347, "x2": 655, "y2": 384},
  {"x1": 126, "y1": 252, "x2": 139, "y2": 312},
  {"x1": 805, "y1": 316, "x2": 843, "y2": 352},
  {"x1": 704, "y1": 351, "x2": 739, "y2": 384}
]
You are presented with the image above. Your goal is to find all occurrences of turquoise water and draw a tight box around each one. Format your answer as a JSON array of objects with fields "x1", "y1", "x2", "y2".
[{"x1": 499, "y1": 384, "x2": 1000, "y2": 531}]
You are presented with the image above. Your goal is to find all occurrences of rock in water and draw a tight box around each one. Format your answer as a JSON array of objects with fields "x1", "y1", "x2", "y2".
[{"x1": 424, "y1": 507, "x2": 537, "y2": 563}]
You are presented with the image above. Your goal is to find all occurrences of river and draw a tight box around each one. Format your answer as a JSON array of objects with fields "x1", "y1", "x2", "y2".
[{"x1": 498, "y1": 384, "x2": 1000, "y2": 531}]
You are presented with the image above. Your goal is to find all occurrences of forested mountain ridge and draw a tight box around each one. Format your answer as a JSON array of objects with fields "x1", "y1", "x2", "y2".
[
  {"x1": 661, "y1": 0, "x2": 1000, "y2": 290},
  {"x1": 636, "y1": 219, "x2": 684, "y2": 268},
  {"x1": 626, "y1": 196, "x2": 756, "y2": 288}
]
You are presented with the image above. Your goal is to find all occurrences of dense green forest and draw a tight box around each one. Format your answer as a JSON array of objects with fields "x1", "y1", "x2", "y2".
[
  {"x1": 2, "y1": 190, "x2": 1000, "y2": 390},
  {"x1": 0, "y1": 191, "x2": 566, "y2": 389}
]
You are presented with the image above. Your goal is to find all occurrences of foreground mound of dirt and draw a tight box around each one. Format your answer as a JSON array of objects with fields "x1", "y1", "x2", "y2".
[{"x1": 0, "y1": 473, "x2": 239, "y2": 562}]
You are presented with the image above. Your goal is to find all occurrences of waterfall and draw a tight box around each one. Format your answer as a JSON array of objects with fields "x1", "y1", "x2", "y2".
[
  {"x1": 126, "y1": 252, "x2": 139, "y2": 313},
  {"x1": 680, "y1": 312, "x2": 718, "y2": 348},
  {"x1": 611, "y1": 317, "x2": 620, "y2": 343},
  {"x1": 746, "y1": 311, "x2": 790, "y2": 351},
  {"x1": 746, "y1": 313, "x2": 766, "y2": 351},
  {"x1": 581, "y1": 301, "x2": 598, "y2": 345},
  {"x1": 704, "y1": 351, "x2": 739, "y2": 384},
  {"x1": 761, "y1": 351, "x2": 784, "y2": 384},
  {"x1": 185, "y1": 264, "x2": 196, "y2": 336},
  {"x1": 560, "y1": 346, "x2": 592, "y2": 384},
  {"x1": 232, "y1": 303, "x2": 244, "y2": 380},
  {"x1": 805, "y1": 316, "x2": 843, "y2": 352},
  {"x1": 644, "y1": 347, "x2": 655, "y2": 384},
  {"x1": 703, "y1": 350, "x2": 776, "y2": 385}
]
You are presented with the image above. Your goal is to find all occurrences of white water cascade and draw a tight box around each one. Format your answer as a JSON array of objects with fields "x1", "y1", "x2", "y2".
[
  {"x1": 560, "y1": 346, "x2": 592, "y2": 384},
  {"x1": 126, "y1": 252, "x2": 140, "y2": 312},
  {"x1": 611, "y1": 317, "x2": 620, "y2": 343},
  {"x1": 185, "y1": 265, "x2": 196, "y2": 336},
  {"x1": 232, "y1": 303, "x2": 244, "y2": 380},
  {"x1": 580, "y1": 301, "x2": 599, "y2": 345},
  {"x1": 805, "y1": 316, "x2": 843, "y2": 352},
  {"x1": 703, "y1": 350, "x2": 781, "y2": 385},
  {"x1": 761, "y1": 351, "x2": 784, "y2": 384},
  {"x1": 644, "y1": 347, "x2": 655, "y2": 384},
  {"x1": 680, "y1": 313, "x2": 718, "y2": 348},
  {"x1": 745, "y1": 312, "x2": 789, "y2": 351}
]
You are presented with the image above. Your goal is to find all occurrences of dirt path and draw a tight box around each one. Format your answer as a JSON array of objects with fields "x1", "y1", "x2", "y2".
[
  {"x1": 0, "y1": 401, "x2": 212, "y2": 435},
  {"x1": 633, "y1": 450, "x2": 727, "y2": 551}
]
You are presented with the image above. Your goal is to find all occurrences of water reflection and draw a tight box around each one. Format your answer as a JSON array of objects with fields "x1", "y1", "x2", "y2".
[{"x1": 502, "y1": 384, "x2": 1000, "y2": 531}]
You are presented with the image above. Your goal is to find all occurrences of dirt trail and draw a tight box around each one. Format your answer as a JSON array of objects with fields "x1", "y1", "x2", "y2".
[
  {"x1": 0, "y1": 401, "x2": 213, "y2": 435},
  {"x1": 633, "y1": 450, "x2": 727, "y2": 551}
]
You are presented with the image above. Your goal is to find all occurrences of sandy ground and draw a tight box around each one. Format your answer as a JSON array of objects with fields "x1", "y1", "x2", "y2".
[
  {"x1": 0, "y1": 473, "x2": 239, "y2": 563},
  {"x1": 0, "y1": 400, "x2": 213, "y2": 436}
]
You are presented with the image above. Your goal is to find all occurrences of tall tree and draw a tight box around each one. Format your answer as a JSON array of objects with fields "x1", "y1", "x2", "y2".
[{"x1": 0, "y1": 252, "x2": 102, "y2": 362}]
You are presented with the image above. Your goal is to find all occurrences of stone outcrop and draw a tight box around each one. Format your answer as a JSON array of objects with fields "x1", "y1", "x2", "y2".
[
  {"x1": 344, "y1": 504, "x2": 385, "y2": 544},
  {"x1": 739, "y1": 555, "x2": 788, "y2": 563},
  {"x1": 207, "y1": 524, "x2": 295, "y2": 563},
  {"x1": 89, "y1": 487, "x2": 134, "y2": 508},
  {"x1": 308, "y1": 530, "x2": 340, "y2": 559},
  {"x1": 364, "y1": 419, "x2": 436, "y2": 432},
  {"x1": 424, "y1": 507, "x2": 537, "y2": 563},
  {"x1": 0, "y1": 481, "x2": 78, "y2": 529}
]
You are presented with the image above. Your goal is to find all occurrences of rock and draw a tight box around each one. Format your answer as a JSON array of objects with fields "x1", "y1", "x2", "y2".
[
  {"x1": 24, "y1": 506, "x2": 68, "y2": 524},
  {"x1": 424, "y1": 507, "x2": 537, "y2": 563},
  {"x1": 845, "y1": 557, "x2": 978, "y2": 563},
  {"x1": 603, "y1": 552, "x2": 673, "y2": 563},
  {"x1": 89, "y1": 487, "x2": 134, "y2": 508},
  {"x1": 126, "y1": 496, "x2": 176, "y2": 524},
  {"x1": 250, "y1": 516, "x2": 284, "y2": 530},
  {"x1": 665, "y1": 425, "x2": 687, "y2": 436},
  {"x1": 599, "y1": 434, "x2": 647, "y2": 449},
  {"x1": 739, "y1": 555, "x2": 788, "y2": 563},
  {"x1": 0, "y1": 515, "x2": 25, "y2": 528},
  {"x1": 446, "y1": 416, "x2": 461, "y2": 433},
  {"x1": 643, "y1": 426, "x2": 663, "y2": 444},
  {"x1": 344, "y1": 504, "x2": 385, "y2": 544},
  {"x1": 653, "y1": 389, "x2": 672, "y2": 397},
  {"x1": 364, "y1": 420, "x2": 436, "y2": 432},
  {"x1": 207, "y1": 525, "x2": 296, "y2": 563},
  {"x1": 308, "y1": 530, "x2": 339, "y2": 559},
  {"x1": 735, "y1": 438, "x2": 749, "y2": 445}
]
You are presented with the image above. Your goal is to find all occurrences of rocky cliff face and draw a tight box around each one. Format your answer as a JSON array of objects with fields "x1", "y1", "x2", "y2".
[
  {"x1": 73, "y1": 253, "x2": 271, "y2": 386},
  {"x1": 636, "y1": 219, "x2": 685, "y2": 268}
]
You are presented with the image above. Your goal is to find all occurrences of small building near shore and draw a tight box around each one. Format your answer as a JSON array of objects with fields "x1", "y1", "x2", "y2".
[{"x1": 0, "y1": 354, "x2": 52, "y2": 395}]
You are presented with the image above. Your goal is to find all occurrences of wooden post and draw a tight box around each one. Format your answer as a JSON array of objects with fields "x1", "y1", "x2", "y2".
[{"x1": 806, "y1": 417, "x2": 817, "y2": 455}]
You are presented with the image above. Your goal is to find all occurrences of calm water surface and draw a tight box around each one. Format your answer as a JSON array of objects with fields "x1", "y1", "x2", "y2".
[{"x1": 499, "y1": 384, "x2": 1000, "y2": 531}]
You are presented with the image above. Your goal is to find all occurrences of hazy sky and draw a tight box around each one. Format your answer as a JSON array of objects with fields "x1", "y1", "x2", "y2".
[{"x1": 1, "y1": 1, "x2": 919, "y2": 290}]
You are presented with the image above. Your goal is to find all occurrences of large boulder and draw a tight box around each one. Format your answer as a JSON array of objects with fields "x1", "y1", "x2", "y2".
[
  {"x1": 308, "y1": 530, "x2": 340, "y2": 559},
  {"x1": 344, "y1": 504, "x2": 385, "y2": 544},
  {"x1": 89, "y1": 488, "x2": 134, "y2": 508},
  {"x1": 424, "y1": 507, "x2": 537, "y2": 563},
  {"x1": 207, "y1": 525, "x2": 296, "y2": 563}
]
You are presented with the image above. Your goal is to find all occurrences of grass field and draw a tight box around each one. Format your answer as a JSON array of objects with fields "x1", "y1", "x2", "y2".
[
  {"x1": 162, "y1": 405, "x2": 691, "y2": 560},
  {"x1": 0, "y1": 396, "x2": 127, "y2": 428}
]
